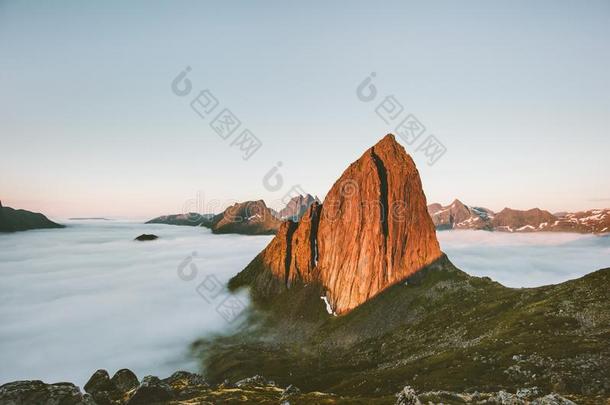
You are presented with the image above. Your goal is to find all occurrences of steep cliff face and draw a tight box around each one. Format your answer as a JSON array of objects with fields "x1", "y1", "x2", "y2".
[
  {"x1": 230, "y1": 134, "x2": 442, "y2": 314},
  {"x1": 229, "y1": 202, "x2": 321, "y2": 298},
  {"x1": 315, "y1": 134, "x2": 441, "y2": 313}
]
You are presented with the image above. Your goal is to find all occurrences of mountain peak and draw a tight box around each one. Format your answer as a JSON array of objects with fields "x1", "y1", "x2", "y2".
[
  {"x1": 451, "y1": 198, "x2": 465, "y2": 206},
  {"x1": 374, "y1": 133, "x2": 399, "y2": 148},
  {"x1": 278, "y1": 194, "x2": 320, "y2": 220},
  {"x1": 230, "y1": 134, "x2": 441, "y2": 314}
]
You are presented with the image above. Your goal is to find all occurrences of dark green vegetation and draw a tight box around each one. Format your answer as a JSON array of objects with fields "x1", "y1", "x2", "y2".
[
  {"x1": 196, "y1": 256, "x2": 610, "y2": 404},
  {"x1": 0, "y1": 201, "x2": 64, "y2": 232}
]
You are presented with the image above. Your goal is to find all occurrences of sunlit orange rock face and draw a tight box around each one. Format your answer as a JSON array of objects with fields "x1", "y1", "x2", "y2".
[
  {"x1": 231, "y1": 134, "x2": 442, "y2": 314},
  {"x1": 211, "y1": 200, "x2": 281, "y2": 235}
]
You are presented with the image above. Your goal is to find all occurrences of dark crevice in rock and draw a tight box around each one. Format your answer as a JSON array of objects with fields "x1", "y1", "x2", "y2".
[
  {"x1": 284, "y1": 221, "x2": 298, "y2": 287},
  {"x1": 370, "y1": 149, "x2": 389, "y2": 240},
  {"x1": 309, "y1": 204, "x2": 321, "y2": 270}
]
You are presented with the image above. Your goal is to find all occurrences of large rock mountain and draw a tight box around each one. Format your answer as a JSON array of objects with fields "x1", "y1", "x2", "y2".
[
  {"x1": 230, "y1": 134, "x2": 442, "y2": 314},
  {"x1": 428, "y1": 200, "x2": 609, "y2": 233},
  {"x1": 0, "y1": 201, "x2": 64, "y2": 232}
]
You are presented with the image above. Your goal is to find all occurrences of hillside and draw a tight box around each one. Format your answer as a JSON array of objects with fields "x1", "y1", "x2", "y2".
[
  {"x1": 200, "y1": 255, "x2": 610, "y2": 403},
  {"x1": 0, "y1": 201, "x2": 64, "y2": 232}
]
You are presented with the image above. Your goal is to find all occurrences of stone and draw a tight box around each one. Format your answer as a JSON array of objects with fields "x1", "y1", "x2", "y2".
[
  {"x1": 395, "y1": 385, "x2": 421, "y2": 405},
  {"x1": 162, "y1": 371, "x2": 208, "y2": 387},
  {"x1": 281, "y1": 384, "x2": 301, "y2": 399},
  {"x1": 126, "y1": 376, "x2": 173, "y2": 404},
  {"x1": 0, "y1": 380, "x2": 95, "y2": 405},
  {"x1": 84, "y1": 369, "x2": 116, "y2": 394},
  {"x1": 531, "y1": 393, "x2": 577, "y2": 405},
  {"x1": 235, "y1": 375, "x2": 268, "y2": 387},
  {"x1": 111, "y1": 369, "x2": 139, "y2": 393}
]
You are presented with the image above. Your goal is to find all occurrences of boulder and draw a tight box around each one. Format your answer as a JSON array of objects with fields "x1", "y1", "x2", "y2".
[
  {"x1": 396, "y1": 385, "x2": 421, "y2": 405},
  {"x1": 0, "y1": 380, "x2": 95, "y2": 405},
  {"x1": 111, "y1": 369, "x2": 139, "y2": 393},
  {"x1": 126, "y1": 376, "x2": 172, "y2": 404},
  {"x1": 280, "y1": 384, "x2": 301, "y2": 399}
]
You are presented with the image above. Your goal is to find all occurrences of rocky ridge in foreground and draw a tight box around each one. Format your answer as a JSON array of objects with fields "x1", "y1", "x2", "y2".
[{"x1": 0, "y1": 369, "x2": 580, "y2": 404}]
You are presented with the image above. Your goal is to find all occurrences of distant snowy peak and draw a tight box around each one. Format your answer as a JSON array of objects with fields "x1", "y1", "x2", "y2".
[
  {"x1": 553, "y1": 209, "x2": 610, "y2": 233},
  {"x1": 428, "y1": 200, "x2": 609, "y2": 234},
  {"x1": 277, "y1": 194, "x2": 320, "y2": 221},
  {"x1": 427, "y1": 199, "x2": 494, "y2": 231}
]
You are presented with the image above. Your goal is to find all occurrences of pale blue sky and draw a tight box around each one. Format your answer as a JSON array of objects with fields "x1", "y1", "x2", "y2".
[{"x1": 1, "y1": 0, "x2": 609, "y2": 218}]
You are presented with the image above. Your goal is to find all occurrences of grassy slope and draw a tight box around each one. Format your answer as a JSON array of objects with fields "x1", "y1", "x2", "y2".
[{"x1": 196, "y1": 255, "x2": 610, "y2": 403}]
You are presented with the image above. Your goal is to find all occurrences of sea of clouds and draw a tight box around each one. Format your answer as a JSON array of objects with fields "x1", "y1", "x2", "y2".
[
  {"x1": 0, "y1": 223, "x2": 608, "y2": 387},
  {"x1": 0, "y1": 220, "x2": 272, "y2": 386},
  {"x1": 438, "y1": 230, "x2": 610, "y2": 287}
]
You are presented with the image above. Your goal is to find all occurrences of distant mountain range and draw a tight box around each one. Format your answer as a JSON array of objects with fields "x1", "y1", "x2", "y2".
[
  {"x1": 145, "y1": 213, "x2": 216, "y2": 227},
  {"x1": 147, "y1": 195, "x2": 609, "y2": 237},
  {"x1": 277, "y1": 194, "x2": 320, "y2": 221},
  {"x1": 428, "y1": 199, "x2": 610, "y2": 233},
  {"x1": 146, "y1": 195, "x2": 319, "y2": 235},
  {"x1": 0, "y1": 201, "x2": 64, "y2": 232},
  {"x1": 146, "y1": 200, "x2": 282, "y2": 235},
  {"x1": 211, "y1": 200, "x2": 281, "y2": 235}
]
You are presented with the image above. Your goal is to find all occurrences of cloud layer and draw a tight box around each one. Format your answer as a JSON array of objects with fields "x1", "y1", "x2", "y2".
[
  {"x1": 437, "y1": 230, "x2": 609, "y2": 287},
  {"x1": 1, "y1": 223, "x2": 607, "y2": 387},
  {"x1": 0, "y1": 220, "x2": 272, "y2": 386}
]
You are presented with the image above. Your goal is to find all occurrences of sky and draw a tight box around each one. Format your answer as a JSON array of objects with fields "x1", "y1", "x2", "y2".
[{"x1": 1, "y1": 0, "x2": 609, "y2": 219}]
